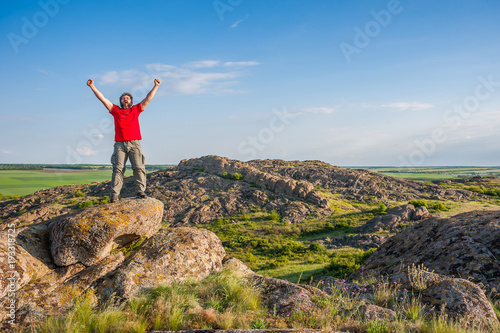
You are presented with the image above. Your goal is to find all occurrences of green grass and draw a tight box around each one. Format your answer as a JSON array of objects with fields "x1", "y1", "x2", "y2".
[
  {"x1": 369, "y1": 166, "x2": 500, "y2": 181},
  {"x1": 33, "y1": 267, "x2": 500, "y2": 333},
  {"x1": 0, "y1": 170, "x2": 112, "y2": 196},
  {"x1": 377, "y1": 172, "x2": 459, "y2": 181},
  {"x1": 35, "y1": 267, "x2": 264, "y2": 332}
]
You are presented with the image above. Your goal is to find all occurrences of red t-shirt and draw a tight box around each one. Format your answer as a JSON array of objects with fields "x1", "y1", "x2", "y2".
[{"x1": 110, "y1": 103, "x2": 143, "y2": 141}]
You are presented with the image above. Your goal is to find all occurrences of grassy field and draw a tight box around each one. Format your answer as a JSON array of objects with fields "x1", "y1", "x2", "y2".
[
  {"x1": 0, "y1": 170, "x2": 112, "y2": 196},
  {"x1": 368, "y1": 166, "x2": 500, "y2": 181}
]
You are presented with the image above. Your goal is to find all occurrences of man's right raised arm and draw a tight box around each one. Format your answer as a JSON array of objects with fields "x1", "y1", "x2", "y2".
[{"x1": 87, "y1": 79, "x2": 113, "y2": 112}]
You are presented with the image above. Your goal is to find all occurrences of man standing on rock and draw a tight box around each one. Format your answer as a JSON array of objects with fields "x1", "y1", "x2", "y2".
[{"x1": 87, "y1": 78, "x2": 161, "y2": 202}]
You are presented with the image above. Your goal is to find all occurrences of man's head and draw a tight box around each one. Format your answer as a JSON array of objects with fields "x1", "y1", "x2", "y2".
[{"x1": 119, "y1": 93, "x2": 133, "y2": 108}]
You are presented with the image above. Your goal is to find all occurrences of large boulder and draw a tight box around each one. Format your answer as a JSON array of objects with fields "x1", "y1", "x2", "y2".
[
  {"x1": 50, "y1": 197, "x2": 163, "y2": 266},
  {"x1": 94, "y1": 227, "x2": 226, "y2": 299},
  {"x1": 357, "y1": 204, "x2": 431, "y2": 233},
  {"x1": 350, "y1": 210, "x2": 500, "y2": 294},
  {"x1": 420, "y1": 277, "x2": 499, "y2": 328}
]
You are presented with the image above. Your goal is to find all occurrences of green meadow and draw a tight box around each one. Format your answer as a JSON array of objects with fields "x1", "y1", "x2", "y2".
[
  {"x1": 0, "y1": 170, "x2": 112, "y2": 196},
  {"x1": 368, "y1": 166, "x2": 500, "y2": 181}
]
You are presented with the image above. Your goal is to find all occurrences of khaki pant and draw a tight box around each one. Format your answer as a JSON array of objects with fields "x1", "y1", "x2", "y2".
[{"x1": 110, "y1": 140, "x2": 146, "y2": 196}]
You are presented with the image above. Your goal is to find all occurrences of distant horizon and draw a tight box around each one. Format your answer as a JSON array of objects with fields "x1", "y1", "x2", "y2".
[{"x1": 1, "y1": 161, "x2": 500, "y2": 169}]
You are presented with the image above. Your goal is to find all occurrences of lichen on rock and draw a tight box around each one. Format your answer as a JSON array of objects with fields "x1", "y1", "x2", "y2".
[{"x1": 50, "y1": 197, "x2": 163, "y2": 266}]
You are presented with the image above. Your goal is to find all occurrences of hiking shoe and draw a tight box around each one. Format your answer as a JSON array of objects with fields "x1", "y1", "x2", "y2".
[
  {"x1": 110, "y1": 194, "x2": 120, "y2": 203},
  {"x1": 136, "y1": 192, "x2": 147, "y2": 199}
]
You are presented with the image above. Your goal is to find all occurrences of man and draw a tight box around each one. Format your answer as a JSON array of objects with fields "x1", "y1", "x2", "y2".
[{"x1": 87, "y1": 78, "x2": 161, "y2": 202}]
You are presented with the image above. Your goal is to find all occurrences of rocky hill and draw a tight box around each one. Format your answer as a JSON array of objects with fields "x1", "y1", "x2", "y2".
[
  {"x1": 0, "y1": 155, "x2": 486, "y2": 231},
  {"x1": 0, "y1": 155, "x2": 499, "y2": 331}
]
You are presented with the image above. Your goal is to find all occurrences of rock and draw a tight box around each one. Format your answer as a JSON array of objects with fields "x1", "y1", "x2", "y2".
[
  {"x1": 357, "y1": 204, "x2": 433, "y2": 233},
  {"x1": 420, "y1": 277, "x2": 499, "y2": 328},
  {"x1": 94, "y1": 227, "x2": 226, "y2": 299},
  {"x1": 413, "y1": 206, "x2": 431, "y2": 220},
  {"x1": 312, "y1": 234, "x2": 389, "y2": 250},
  {"x1": 357, "y1": 215, "x2": 401, "y2": 233},
  {"x1": 359, "y1": 303, "x2": 396, "y2": 321},
  {"x1": 350, "y1": 210, "x2": 500, "y2": 295},
  {"x1": 386, "y1": 204, "x2": 415, "y2": 220},
  {"x1": 50, "y1": 197, "x2": 163, "y2": 266},
  {"x1": 0, "y1": 223, "x2": 54, "y2": 299}
]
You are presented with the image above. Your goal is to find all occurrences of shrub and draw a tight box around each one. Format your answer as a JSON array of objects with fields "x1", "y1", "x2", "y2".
[
  {"x1": 308, "y1": 242, "x2": 326, "y2": 253},
  {"x1": 431, "y1": 202, "x2": 449, "y2": 212},
  {"x1": 267, "y1": 210, "x2": 281, "y2": 222},
  {"x1": 408, "y1": 199, "x2": 428, "y2": 208},
  {"x1": 334, "y1": 221, "x2": 350, "y2": 229},
  {"x1": 74, "y1": 191, "x2": 85, "y2": 197},
  {"x1": 0, "y1": 193, "x2": 22, "y2": 201},
  {"x1": 78, "y1": 198, "x2": 99, "y2": 209},
  {"x1": 376, "y1": 202, "x2": 387, "y2": 215},
  {"x1": 232, "y1": 173, "x2": 242, "y2": 180},
  {"x1": 323, "y1": 248, "x2": 376, "y2": 278}
]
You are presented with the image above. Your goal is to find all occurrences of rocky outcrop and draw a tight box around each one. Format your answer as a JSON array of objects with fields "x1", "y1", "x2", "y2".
[
  {"x1": 50, "y1": 197, "x2": 163, "y2": 266},
  {"x1": 312, "y1": 234, "x2": 389, "y2": 250},
  {"x1": 357, "y1": 204, "x2": 431, "y2": 233},
  {"x1": 248, "y1": 159, "x2": 485, "y2": 203},
  {"x1": 94, "y1": 227, "x2": 226, "y2": 299},
  {"x1": 1, "y1": 156, "x2": 487, "y2": 230},
  {"x1": 350, "y1": 210, "x2": 500, "y2": 294},
  {"x1": 0, "y1": 201, "x2": 225, "y2": 328},
  {"x1": 179, "y1": 155, "x2": 329, "y2": 208}
]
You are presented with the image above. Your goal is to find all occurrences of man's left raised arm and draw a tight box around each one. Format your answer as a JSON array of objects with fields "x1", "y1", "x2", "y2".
[{"x1": 140, "y1": 79, "x2": 161, "y2": 111}]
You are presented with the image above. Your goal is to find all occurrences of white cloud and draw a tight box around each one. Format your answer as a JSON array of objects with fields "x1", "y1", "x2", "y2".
[
  {"x1": 230, "y1": 14, "x2": 248, "y2": 28},
  {"x1": 283, "y1": 106, "x2": 335, "y2": 116},
  {"x1": 185, "y1": 60, "x2": 221, "y2": 68},
  {"x1": 76, "y1": 145, "x2": 97, "y2": 156},
  {"x1": 362, "y1": 102, "x2": 434, "y2": 111},
  {"x1": 36, "y1": 68, "x2": 57, "y2": 77},
  {"x1": 231, "y1": 19, "x2": 243, "y2": 28},
  {"x1": 301, "y1": 107, "x2": 335, "y2": 114},
  {"x1": 0, "y1": 149, "x2": 11, "y2": 154},
  {"x1": 98, "y1": 60, "x2": 260, "y2": 95},
  {"x1": 223, "y1": 61, "x2": 260, "y2": 67}
]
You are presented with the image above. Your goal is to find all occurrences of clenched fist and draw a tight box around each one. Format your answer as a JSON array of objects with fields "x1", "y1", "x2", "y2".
[
  {"x1": 87, "y1": 79, "x2": 94, "y2": 87},
  {"x1": 154, "y1": 78, "x2": 161, "y2": 86}
]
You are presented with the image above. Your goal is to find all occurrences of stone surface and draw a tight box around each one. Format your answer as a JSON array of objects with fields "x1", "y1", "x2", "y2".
[
  {"x1": 420, "y1": 277, "x2": 499, "y2": 328},
  {"x1": 312, "y1": 234, "x2": 389, "y2": 250},
  {"x1": 350, "y1": 210, "x2": 500, "y2": 294},
  {"x1": 50, "y1": 197, "x2": 163, "y2": 266},
  {"x1": 357, "y1": 204, "x2": 432, "y2": 233},
  {"x1": 413, "y1": 206, "x2": 431, "y2": 220},
  {"x1": 94, "y1": 227, "x2": 226, "y2": 299},
  {"x1": 359, "y1": 303, "x2": 396, "y2": 321}
]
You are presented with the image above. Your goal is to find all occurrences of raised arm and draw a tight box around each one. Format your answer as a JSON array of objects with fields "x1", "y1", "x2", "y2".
[
  {"x1": 140, "y1": 79, "x2": 161, "y2": 111},
  {"x1": 87, "y1": 79, "x2": 113, "y2": 112}
]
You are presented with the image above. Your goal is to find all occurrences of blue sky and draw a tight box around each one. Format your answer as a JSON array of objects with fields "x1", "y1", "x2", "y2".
[{"x1": 1, "y1": 0, "x2": 499, "y2": 166}]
